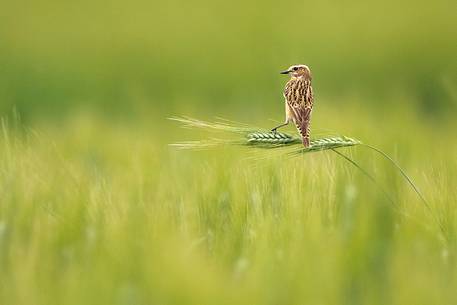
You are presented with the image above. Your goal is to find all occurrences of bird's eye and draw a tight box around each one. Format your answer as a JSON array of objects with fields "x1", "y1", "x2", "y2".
[{"x1": 293, "y1": 67, "x2": 298, "y2": 71}]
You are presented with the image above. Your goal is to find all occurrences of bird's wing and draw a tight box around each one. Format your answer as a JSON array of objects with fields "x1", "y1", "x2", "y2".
[
  {"x1": 290, "y1": 103, "x2": 312, "y2": 147},
  {"x1": 285, "y1": 81, "x2": 313, "y2": 147}
]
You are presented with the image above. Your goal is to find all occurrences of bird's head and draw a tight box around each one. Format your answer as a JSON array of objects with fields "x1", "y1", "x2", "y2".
[{"x1": 280, "y1": 64, "x2": 311, "y2": 79}]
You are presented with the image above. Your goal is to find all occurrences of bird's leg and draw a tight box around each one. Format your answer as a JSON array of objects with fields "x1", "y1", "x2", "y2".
[{"x1": 271, "y1": 121, "x2": 289, "y2": 134}]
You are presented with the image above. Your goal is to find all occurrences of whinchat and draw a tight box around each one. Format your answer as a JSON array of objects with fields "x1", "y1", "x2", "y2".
[{"x1": 271, "y1": 64, "x2": 314, "y2": 148}]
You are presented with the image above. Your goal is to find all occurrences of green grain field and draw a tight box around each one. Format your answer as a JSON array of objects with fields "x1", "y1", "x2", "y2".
[{"x1": 1, "y1": 0, "x2": 457, "y2": 304}]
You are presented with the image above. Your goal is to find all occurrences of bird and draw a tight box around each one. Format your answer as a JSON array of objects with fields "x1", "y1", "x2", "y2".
[{"x1": 271, "y1": 64, "x2": 314, "y2": 148}]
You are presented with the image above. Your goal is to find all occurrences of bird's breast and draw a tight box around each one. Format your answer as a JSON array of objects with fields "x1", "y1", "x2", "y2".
[{"x1": 284, "y1": 78, "x2": 311, "y2": 106}]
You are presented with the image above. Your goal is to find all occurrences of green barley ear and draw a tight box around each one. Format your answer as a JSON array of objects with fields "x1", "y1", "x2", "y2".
[
  {"x1": 298, "y1": 136, "x2": 361, "y2": 153},
  {"x1": 246, "y1": 131, "x2": 301, "y2": 145}
]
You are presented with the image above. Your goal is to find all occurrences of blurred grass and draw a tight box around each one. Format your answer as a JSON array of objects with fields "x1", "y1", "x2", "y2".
[
  {"x1": 0, "y1": 0, "x2": 457, "y2": 304},
  {"x1": 1, "y1": 104, "x2": 457, "y2": 304}
]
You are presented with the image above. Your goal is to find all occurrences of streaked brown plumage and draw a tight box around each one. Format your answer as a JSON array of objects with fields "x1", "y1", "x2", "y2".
[{"x1": 271, "y1": 64, "x2": 314, "y2": 147}]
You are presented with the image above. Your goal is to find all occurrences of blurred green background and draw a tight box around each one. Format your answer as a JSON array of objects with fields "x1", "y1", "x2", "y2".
[
  {"x1": 1, "y1": 0, "x2": 457, "y2": 304},
  {"x1": 1, "y1": 0, "x2": 456, "y2": 122}
]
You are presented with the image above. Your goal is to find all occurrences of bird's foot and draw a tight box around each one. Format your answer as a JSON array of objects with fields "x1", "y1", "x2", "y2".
[{"x1": 271, "y1": 128, "x2": 278, "y2": 134}]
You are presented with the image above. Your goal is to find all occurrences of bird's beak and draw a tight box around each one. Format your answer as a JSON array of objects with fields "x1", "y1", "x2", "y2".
[{"x1": 280, "y1": 70, "x2": 291, "y2": 74}]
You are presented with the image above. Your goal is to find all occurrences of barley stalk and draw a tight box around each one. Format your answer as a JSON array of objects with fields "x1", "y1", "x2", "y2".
[{"x1": 169, "y1": 117, "x2": 361, "y2": 151}]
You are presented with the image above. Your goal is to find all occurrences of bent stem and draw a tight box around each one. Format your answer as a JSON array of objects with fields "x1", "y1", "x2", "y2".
[
  {"x1": 361, "y1": 143, "x2": 446, "y2": 237},
  {"x1": 331, "y1": 148, "x2": 395, "y2": 206},
  {"x1": 331, "y1": 148, "x2": 434, "y2": 231}
]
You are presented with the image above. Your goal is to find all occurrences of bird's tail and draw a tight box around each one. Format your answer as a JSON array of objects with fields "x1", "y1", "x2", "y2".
[
  {"x1": 296, "y1": 119, "x2": 311, "y2": 148},
  {"x1": 293, "y1": 108, "x2": 312, "y2": 148},
  {"x1": 302, "y1": 135, "x2": 310, "y2": 148}
]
